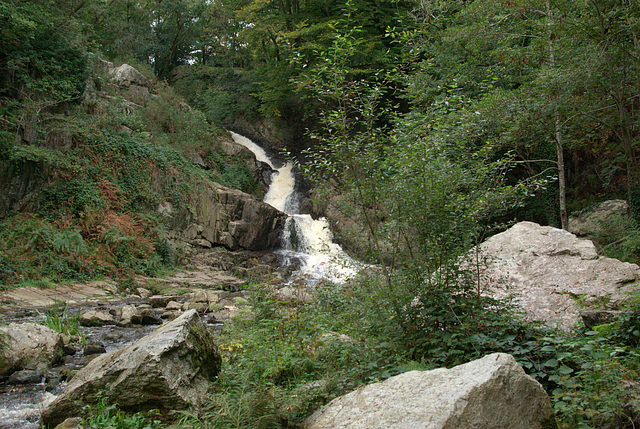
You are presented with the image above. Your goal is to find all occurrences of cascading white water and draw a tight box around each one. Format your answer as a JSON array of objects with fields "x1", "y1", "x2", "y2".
[{"x1": 230, "y1": 132, "x2": 359, "y2": 284}]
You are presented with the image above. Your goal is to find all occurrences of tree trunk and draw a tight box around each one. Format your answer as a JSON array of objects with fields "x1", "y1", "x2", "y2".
[{"x1": 547, "y1": 0, "x2": 568, "y2": 230}]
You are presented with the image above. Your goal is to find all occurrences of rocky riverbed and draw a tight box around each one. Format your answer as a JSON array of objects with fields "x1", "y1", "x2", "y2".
[{"x1": 0, "y1": 247, "x2": 299, "y2": 429}]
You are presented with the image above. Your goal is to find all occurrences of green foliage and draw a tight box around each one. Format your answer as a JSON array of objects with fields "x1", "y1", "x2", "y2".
[
  {"x1": 141, "y1": 84, "x2": 224, "y2": 151},
  {"x1": 181, "y1": 283, "x2": 405, "y2": 429},
  {"x1": 597, "y1": 216, "x2": 640, "y2": 265},
  {"x1": 532, "y1": 327, "x2": 640, "y2": 428},
  {"x1": 37, "y1": 300, "x2": 84, "y2": 342},
  {"x1": 0, "y1": 0, "x2": 88, "y2": 101},
  {"x1": 173, "y1": 66, "x2": 261, "y2": 124},
  {"x1": 207, "y1": 148, "x2": 260, "y2": 195},
  {"x1": 83, "y1": 397, "x2": 163, "y2": 429}
]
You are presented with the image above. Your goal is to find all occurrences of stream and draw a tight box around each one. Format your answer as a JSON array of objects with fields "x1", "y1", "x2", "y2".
[{"x1": 0, "y1": 303, "x2": 158, "y2": 429}]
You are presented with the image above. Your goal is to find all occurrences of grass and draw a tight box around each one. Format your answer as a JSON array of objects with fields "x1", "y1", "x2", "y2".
[
  {"x1": 17, "y1": 278, "x2": 57, "y2": 289},
  {"x1": 37, "y1": 300, "x2": 84, "y2": 342}
]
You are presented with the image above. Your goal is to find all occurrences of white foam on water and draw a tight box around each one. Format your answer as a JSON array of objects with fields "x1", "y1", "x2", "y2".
[{"x1": 230, "y1": 132, "x2": 360, "y2": 284}]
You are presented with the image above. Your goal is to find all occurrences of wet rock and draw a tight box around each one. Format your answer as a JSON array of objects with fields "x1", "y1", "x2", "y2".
[
  {"x1": 102, "y1": 332, "x2": 123, "y2": 342},
  {"x1": 148, "y1": 295, "x2": 177, "y2": 308},
  {"x1": 161, "y1": 310, "x2": 183, "y2": 321},
  {"x1": 139, "y1": 308, "x2": 162, "y2": 325},
  {"x1": 54, "y1": 417, "x2": 84, "y2": 429},
  {"x1": 7, "y1": 369, "x2": 43, "y2": 385},
  {"x1": 303, "y1": 353, "x2": 555, "y2": 429},
  {"x1": 41, "y1": 310, "x2": 222, "y2": 428},
  {"x1": 118, "y1": 304, "x2": 142, "y2": 327},
  {"x1": 0, "y1": 323, "x2": 64, "y2": 376},
  {"x1": 165, "y1": 301, "x2": 182, "y2": 311},
  {"x1": 79, "y1": 310, "x2": 116, "y2": 327},
  {"x1": 83, "y1": 342, "x2": 107, "y2": 356},
  {"x1": 62, "y1": 344, "x2": 78, "y2": 356}
]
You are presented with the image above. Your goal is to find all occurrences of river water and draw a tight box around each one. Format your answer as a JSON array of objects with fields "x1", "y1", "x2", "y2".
[{"x1": 230, "y1": 131, "x2": 359, "y2": 285}]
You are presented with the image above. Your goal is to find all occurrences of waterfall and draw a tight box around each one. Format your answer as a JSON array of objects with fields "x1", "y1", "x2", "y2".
[{"x1": 230, "y1": 132, "x2": 359, "y2": 285}]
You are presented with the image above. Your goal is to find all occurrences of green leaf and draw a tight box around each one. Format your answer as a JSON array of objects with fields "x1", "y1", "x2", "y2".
[{"x1": 558, "y1": 365, "x2": 574, "y2": 375}]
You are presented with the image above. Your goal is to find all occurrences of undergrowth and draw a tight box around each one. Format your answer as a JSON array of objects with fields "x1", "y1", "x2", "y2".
[
  {"x1": 82, "y1": 397, "x2": 164, "y2": 429},
  {"x1": 177, "y1": 277, "x2": 640, "y2": 429}
]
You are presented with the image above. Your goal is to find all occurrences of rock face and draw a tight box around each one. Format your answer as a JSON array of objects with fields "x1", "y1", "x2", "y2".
[
  {"x1": 109, "y1": 63, "x2": 151, "y2": 104},
  {"x1": 0, "y1": 323, "x2": 63, "y2": 376},
  {"x1": 569, "y1": 199, "x2": 630, "y2": 238},
  {"x1": 303, "y1": 353, "x2": 554, "y2": 429},
  {"x1": 40, "y1": 309, "x2": 222, "y2": 427},
  {"x1": 166, "y1": 182, "x2": 286, "y2": 251},
  {"x1": 479, "y1": 221, "x2": 640, "y2": 329}
]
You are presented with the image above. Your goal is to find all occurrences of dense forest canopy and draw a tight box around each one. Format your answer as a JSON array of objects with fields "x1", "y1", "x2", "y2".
[{"x1": 2, "y1": 0, "x2": 639, "y2": 225}]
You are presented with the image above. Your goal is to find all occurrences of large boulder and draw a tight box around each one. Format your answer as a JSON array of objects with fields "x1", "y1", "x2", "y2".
[
  {"x1": 40, "y1": 309, "x2": 221, "y2": 427},
  {"x1": 0, "y1": 323, "x2": 64, "y2": 376},
  {"x1": 111, "y1": 64, "x2": 150, "y2": 88},
  {"x1": 303, "y1": 353, "x2": 555, "y2": 429},
  {"x1": 479, "y1": 221, "x2": 640, "y2": 329}
]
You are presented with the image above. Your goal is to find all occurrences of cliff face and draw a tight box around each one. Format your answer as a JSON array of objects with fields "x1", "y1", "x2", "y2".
[{"x1": 162, "y1": 181, "x2": 286, "y2": 251}]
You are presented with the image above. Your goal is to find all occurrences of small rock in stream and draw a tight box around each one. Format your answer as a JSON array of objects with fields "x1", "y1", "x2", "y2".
[
  {"x1": 148, "y1": 295, "x2": 177, "y2": 308},
  {"x1": 7, "y1": 369, "x2": 44, "y2": 385},
  {"x1": 83, "y1": 342, "x2": 106, "y2": 356},
  {"x1": 62, "y1": 344, "x2": 78, "y2": 356},
  {"x1": 118, "y1": 304, "x2": 142, "y2": 327},
  {"x1": 165, "y1": 301, "x2": 182, "y2": 311},
  {"x1": 140, "y1": 308, "x2": 162, "y2": 325},
  {"x1": 79, "y1": 310, "x2": 116, "y2": 327}
]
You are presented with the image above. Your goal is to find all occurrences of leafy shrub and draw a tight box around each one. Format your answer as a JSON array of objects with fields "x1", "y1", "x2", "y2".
[
  {"x1": 207, "y1": 148, "x2": 260, "y2": 195},
  {"x1": 141, "y1": 84, "x2": 223, "y2": 151},
  {"x1": 83, "y1": 397, "x2": 163, "y2": 429},
  {"x1": 598, "y1": 216, "x2": 640, "y2": 265}
]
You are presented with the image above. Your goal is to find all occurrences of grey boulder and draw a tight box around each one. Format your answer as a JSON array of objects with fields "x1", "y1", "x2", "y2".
[
  {"x1": 303, "y1": 353, "x2": 554, "y2": 429},
  {"x1": 41, "y1": 309, "x2": 221, "y2": 427},
  {"x1": 479, "y1": 221, "x2": 640, "y2": 329},
  {"x1": 0, "y1": 323, "x2": 63, "y2": 376}
]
